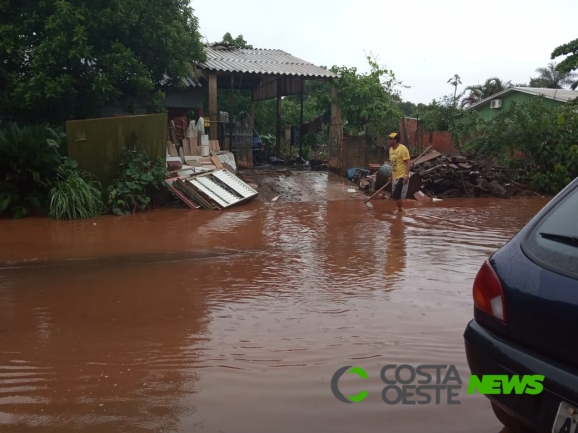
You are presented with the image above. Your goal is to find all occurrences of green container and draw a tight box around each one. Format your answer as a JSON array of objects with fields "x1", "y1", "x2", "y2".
[
  {"x1": 376, "y1": 163, "x2": 421, "y2": 197},
  {"x1": 376, "y1": 164, "x2": 393, "y2": 190}
]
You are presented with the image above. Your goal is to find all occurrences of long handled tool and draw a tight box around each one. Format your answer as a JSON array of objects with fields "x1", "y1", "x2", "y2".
[
  {"x1": 365, "y1": 180, "x2": 391, "y2": 207},
  {"x1": 364, "y1": 145, "x2": 434, "y2": 208}
]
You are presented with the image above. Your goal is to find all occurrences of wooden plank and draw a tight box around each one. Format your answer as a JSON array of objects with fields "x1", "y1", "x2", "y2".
[
  {"x1": 209, "y1": 140, "x2": 220, "y2": 152},
  {"x1": 167, "y1": 141, "x2": 179, "y2": 157},
  {"x1": 169, "y1": 120, "x2": 179, "y2": 145},
  {"x1": 183, "y1": 138, "x2": 191, "y2": 156},
  {"x1": 211, "y1": 156, "x2": 224, "y2": 169},
  {"x1": 414, "y1": 190, "x2": 432, "y2": 202},
  {"x1": 412, "y1": 150, "x2": 442, "y2": 167},
  {"x1": 165, "y1": 178, "x2": 201, "y2": 210},
  {"x1": 189, "y1": 135, "x2": 199, "y2": 156},
  {"x1": 174, "y1": 179, "x2": 214, "y2": 210}
]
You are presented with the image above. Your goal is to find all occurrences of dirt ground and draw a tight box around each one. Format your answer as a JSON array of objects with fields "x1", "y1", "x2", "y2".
[{"x1": 239, "y1": 168, "x2": 390, "y2": 203}]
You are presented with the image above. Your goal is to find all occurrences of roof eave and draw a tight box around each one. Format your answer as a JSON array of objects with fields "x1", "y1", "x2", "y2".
[
  {"x1": 465, "y1": 88, "x2": 514, "y2": 111},
  {"x1": 194, "y1": 66, "x2": 336, "y2": 79}
]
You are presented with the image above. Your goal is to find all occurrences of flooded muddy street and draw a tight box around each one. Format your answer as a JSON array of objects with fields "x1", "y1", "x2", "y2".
[{"x1": 0, "y1": 197, "x2": 549, "y2": 432}]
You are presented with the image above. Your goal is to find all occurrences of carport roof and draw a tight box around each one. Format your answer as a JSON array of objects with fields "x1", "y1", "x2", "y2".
[{"x1": 195, "y1": 45, "x2": 337, "y2": 79}]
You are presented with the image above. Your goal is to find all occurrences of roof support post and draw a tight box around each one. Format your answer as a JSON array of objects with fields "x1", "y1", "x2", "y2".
[
  {"x1": 209, "y1": 74, "x2": 218, "y2": 141},
  {"x1": 229, "y1": 74, "x2": 234, "y2": 151},
  {"x1": 299, "y1": 78, "x2": 304, "y2": 158},
  {"x1": 250, "y1": 90, "x2": 255, "y2": 132},
  {"x1": 328, "y1": 84, "x2": 343, "y2": 170},
  {"x1": 276, "y1": 79, "x2": 282, "y2": 157}
]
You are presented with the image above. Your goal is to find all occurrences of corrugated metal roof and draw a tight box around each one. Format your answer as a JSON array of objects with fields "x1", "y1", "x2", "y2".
[
  {"x1": 160, "y1": 70, "x2": 202, "y2": 88},
  {"x1": 195, "y1": 47, "x2": 336, "y2": 79},
  {"x1": 466, "y1": 87, "x2": 578, "y2": 110},
  {"x1": 514, "y1": 87, "x2": 578, "y2": 101},
  {"x1": 181, "y1": 76, "x2": 202, "y2": 87}
]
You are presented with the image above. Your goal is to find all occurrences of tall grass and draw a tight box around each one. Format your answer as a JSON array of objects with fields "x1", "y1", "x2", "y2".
[{"x1": 48, "y1": 173, "x2": 103, "y2": 220}]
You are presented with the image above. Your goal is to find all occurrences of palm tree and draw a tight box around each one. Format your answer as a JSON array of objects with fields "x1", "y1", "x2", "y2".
[
  {"x1": 447, "y1": 74, "x2": 462, "y2": 105},
  {"x1": 529, "y1": 62, "x2": 578, "y2": 89},
  {"x1": 461, "y1": 77, "x2": 512, "y2": 108}
]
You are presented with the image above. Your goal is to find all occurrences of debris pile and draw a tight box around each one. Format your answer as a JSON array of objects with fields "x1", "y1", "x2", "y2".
[
  {"x1": 356, "y1": 149, "x2": 537, "y2": 200},
  {"x1": 166, "y1": 168, "x2": 258, "y2": 210},
  {"x1": 358, "y1": 175, "x2": 376, "y2": 191},
  {"x1": 165, "y1": 139, "x2": 258, "y2": 210},
  {"x1": 412, "y1": 153, "x2": 535, "y2": 198}
]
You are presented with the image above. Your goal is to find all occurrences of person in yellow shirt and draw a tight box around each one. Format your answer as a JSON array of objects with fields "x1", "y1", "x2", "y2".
[{"x1": 388, "y1": 132, "x2": 411, "y2": 213}]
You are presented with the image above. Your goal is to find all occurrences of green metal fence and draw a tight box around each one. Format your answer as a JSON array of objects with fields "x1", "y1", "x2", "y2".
[{"x1": 66, "y1": 113, "x2": 168, "y2": 186}]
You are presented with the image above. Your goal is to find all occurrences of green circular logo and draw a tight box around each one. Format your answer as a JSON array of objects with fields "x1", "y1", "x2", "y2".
[{"x1": 331, "y1": 366, "x2": 369, "y2": 403}]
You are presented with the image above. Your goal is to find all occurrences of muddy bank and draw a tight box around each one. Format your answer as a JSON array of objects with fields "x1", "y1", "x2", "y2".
[
  {"x1": 0, "y1": 197, "x2": 550, "y2": 432},
  {"x1": 240, "y1": 169, "x2": 369, "y2": 203}
]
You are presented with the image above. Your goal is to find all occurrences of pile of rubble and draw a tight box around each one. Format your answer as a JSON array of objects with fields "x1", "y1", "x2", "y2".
[
  {"x1": 356, "y1": 150, "x2": 537, "y2": 200},
  {"x1": 411, "y1": 152, "x2": 535, "y2": 198},
  {"x1": 165, "y1": 141, "x2": 259, "y2": 210}
]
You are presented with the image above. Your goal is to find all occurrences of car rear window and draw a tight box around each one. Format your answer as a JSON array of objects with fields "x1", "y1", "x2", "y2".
[{"x1": 524, "y1": 186, "x2": 578, "y2": 279}]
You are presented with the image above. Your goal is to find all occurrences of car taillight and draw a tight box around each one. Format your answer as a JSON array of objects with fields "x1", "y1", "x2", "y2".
[{"x1": 473, "y1": 260, "x2": 506, "y2": 322}]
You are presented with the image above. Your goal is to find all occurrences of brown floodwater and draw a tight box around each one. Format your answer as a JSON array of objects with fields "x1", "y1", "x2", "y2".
[{"x1": 0, "y1": 196, "x2": 550, "y2": 432}]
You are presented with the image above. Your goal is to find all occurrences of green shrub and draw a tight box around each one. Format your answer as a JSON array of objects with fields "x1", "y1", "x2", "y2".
[
  {"x1": 531, "y1": 164, "x2": 574, "y2": 194},
  {"x1": 260, "y1": 134, "x2": 275, "y2": 150},
  {"x1": 453, "y1": 99, "x2": 578, "y2": 193},
  {"x1": 107, "y1": 148, "x2": 169, "y2": 215},
  {"x1": 0, "y1": 123, "x2": 65, "y2": 218},
  {"x1": 47, "y1": 159, "x2": 104, "y2": 220}
]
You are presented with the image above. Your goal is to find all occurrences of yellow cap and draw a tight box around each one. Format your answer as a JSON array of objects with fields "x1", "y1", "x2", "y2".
[{"x1": 388, "y1": 132, "x2": 398, "y2": 139}]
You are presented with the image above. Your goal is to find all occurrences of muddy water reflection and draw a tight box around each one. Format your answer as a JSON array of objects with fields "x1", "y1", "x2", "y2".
[{"x1": 0, "y1": 198, "x2": 549, "y2": 432}]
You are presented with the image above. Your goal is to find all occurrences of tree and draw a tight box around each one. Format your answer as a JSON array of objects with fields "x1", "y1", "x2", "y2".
[
  {"x1": 398, "y1": 100, "x2": 417, "y2": 116},
  {"x1": 447, "y1": 74, "x2": 462, "y2": 105},
  {"x1": 418, "y1": 96, "x2": 458, "y2": 132},
  {"x1": 461, "y1": 77, "x2": 512, "y2": 108},
  {"x1": 220, "y1": 33, "x2": 253, "y2": 49},
  {"x1": 319, "y1": 56, "x2": 405, "y2": 137},
  {"x1": 529, "y1": 62, "x2": 578, "y2": 89},
  {"x1": 551, "y1": 38, "x2": 578, "y2": 90},
  {"x1": 0, "y1": 0, "x2": 206, "y2": 124}
]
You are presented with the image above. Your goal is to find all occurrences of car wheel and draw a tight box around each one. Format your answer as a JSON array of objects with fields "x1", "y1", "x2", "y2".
[{"x1": 491, "y1": 402, "x2": 533, "y2": 432}]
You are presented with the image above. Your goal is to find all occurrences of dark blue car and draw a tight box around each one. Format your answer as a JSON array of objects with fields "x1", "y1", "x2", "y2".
[{"x1": 464, "y1": 176, "x2": 578, "y2": 433}]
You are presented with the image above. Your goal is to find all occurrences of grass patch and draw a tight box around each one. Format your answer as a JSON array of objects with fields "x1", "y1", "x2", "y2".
[{"x1": 48, "y1": 172, "x2": 103, "y2": 220}]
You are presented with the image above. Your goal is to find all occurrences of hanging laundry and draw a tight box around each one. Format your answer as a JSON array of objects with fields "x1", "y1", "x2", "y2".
[{"x1": 195, "y1": 117, "x2": 205, "y2": 136}]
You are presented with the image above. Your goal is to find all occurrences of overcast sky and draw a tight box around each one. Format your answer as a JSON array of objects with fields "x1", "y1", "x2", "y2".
[{"x1": 192, "y1": 0, "x2": 577, "y2": 104}]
